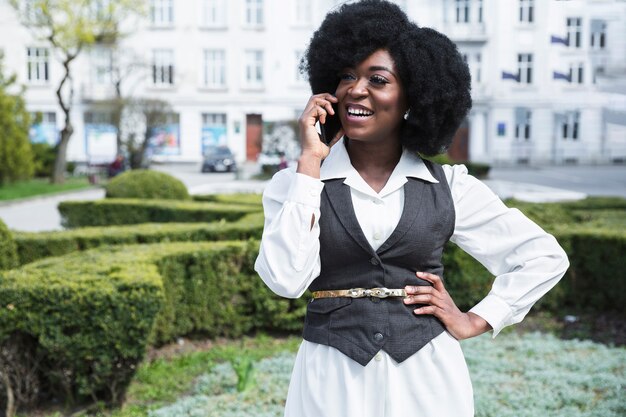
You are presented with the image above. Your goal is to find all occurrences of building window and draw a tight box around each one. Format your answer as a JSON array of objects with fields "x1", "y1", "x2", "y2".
[
  {"x1": 476, "y1": 0, "x2": 483, "y2": 23},
  {"x1": 203, "y1": 49, "x2": 226, "y2": 88},
  {"x1": 151, "y1": 0, "x2": 174, "y2": 26},
  {"x1": 561, "y1": 111, "x2": 579, "y2": 140},
  {"x1": 152, "y1": 49, "x2": 174, "y2": 86},
  {"x1": 201, "y1": 0, "x2": 226, "y2": 27},
  {"x1": 27, "y1": 47, "x2": 49, "y2": 83},
  {"x1": 566, "y1": 17, "x2": 582, "y2": 48},
  {"x1": 519, "y1": 0, "x2": 533, "y2": 23},
  {"x1": 455, "y1": 0, "x2": 470, "y2": 23},
  {"x1": 517, "y1": 53, "x2": 532, "y2": 84},
  {"x1": 462, "y1": 52, "x2": 482, "y2": 84},
  {"x1": 201, "y1": 113, "x2": 227, "y2": 152},
  {"x1": 515, "y1": 108, "x2": 531, "y2": 141},
  {"x1": 92, "y1": 47, "x2": 113, "y2": 84},
  {"x1": 569, "y1": 62, "x2": 584, "y2": 84},
  {"x1": 295, "y1": 50, "x2": 307, "y2": 84},
  {"x1": 22, "y1": 0, "x2": 44, "y2": 24},
  {"x1": 590, "y1": 19, "x2": 606, "y2": 49},
  {"x1": 293, "y1": 0, "x2": 311, "y2": 25},
  {"x1": 244, "y1": 50, "x2": 263, "y2": 88},
  {"x1": 245, "y1": 0, "x2": 263, "y2": 27}
]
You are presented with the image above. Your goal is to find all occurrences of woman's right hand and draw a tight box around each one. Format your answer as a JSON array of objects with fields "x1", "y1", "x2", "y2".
[{"x1": 298, "y1": 93, "x2": 343, "y2": 161}]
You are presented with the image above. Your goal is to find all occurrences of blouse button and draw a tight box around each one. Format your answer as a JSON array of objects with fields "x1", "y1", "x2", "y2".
[
  {"x1": 375, "y1": 352, "x2": 383, "y2": 361},
  {"x1": 369, "y1": 257, "x2": 379, "y2": 266},
  {"x1": 374, "y1": 332, "x2": 384, "y2": 342},
  {"x1": 373, "y1": 232, "x2": 381, "y2": 241}
]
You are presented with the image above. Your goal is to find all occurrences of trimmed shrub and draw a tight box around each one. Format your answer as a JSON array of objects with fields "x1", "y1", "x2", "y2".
[
  {"x1": 0, "y1": 247, "x2": 165, "y2": 408},
  {"x1": 14, "y1": 213, "x2": 265, "y2": 265},
  {"x1": 0, "y1": 240, "x2": 306, "y2": 410},
  {"x1": 0, "y1": 218, "x2": 18, "y2": 270},
  {"x1": 58, "y1": 199, "x2": 261, "y2": 228},
  {"x1": 105, "y1": 170, "x2": 190, "y2": 200}
]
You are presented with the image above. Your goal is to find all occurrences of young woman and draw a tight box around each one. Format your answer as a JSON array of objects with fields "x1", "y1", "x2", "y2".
[{"x1": 255, "y1": 1, "x2": 569, "y2": 416}]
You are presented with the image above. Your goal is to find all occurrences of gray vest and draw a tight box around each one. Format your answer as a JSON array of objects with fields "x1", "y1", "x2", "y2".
[{"x1": 302, "y1": 160, "x2": 455, "y2": 366}]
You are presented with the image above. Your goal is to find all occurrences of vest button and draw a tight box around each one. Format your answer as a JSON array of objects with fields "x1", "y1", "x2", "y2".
[
  {"x1": 369, "y1": 257, "x2": 379, "y2": 265},
  {"x1": 374, "y1": 332, "x2": 384, "y2": 342}
]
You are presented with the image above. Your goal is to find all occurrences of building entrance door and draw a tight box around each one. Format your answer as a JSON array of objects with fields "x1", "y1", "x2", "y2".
[{"x1": 246, "y1": 114, "x2": 263, "y2": 161}]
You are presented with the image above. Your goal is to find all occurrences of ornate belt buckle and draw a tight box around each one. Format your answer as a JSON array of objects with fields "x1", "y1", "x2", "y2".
[
  {"x1": 348, "y1": 288, "x2": 366, "y2": 298},
  {"x1": 370, "y1": 287, "x2": 391, "y2": 298}
]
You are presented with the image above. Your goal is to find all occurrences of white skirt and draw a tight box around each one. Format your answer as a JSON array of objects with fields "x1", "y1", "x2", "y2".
[{"x1": 284, "y1": 331, "x2": 474, "y2": 417}]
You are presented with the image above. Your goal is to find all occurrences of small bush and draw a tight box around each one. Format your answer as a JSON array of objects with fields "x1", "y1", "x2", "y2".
[
  {"x1": 105, "y1": 170, "x2": 190, "y2": 200},
  {"x1": 58, "y1": 199, "x2": 261, "y2": 228},
  {"x1": 0, "y1": 218, "x2": 18, "y2": 270},
  {"x1": 31, "y1": 142, "x2": 56, "y2": 178}
]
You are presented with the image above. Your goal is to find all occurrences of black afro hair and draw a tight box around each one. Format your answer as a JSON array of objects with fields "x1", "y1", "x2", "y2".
[{"x1": 301, "y1": 0, "x2": 472, "y2": 156}]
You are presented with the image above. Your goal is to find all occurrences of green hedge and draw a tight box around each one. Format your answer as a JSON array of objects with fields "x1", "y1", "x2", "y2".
[
  {"x1": 0, "y1": 218, "x2": 17, "y2": 270},
  {"x1": 0, "y1": 241, "x2": 304, "y2": 409},
  {"x1": 58, "y1": 199, "x2": 261, "y2": 228},
  {"x1": 14, "y1": 213, "x2": 265, "y2": 265},
  {"x1": 192, "y1": 193, "x2": 263, "y2": 206}
]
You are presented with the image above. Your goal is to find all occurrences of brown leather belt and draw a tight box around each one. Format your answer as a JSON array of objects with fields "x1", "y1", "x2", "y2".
[{"x1": 312, "y1": 287, "x2": 407, "y2": 299}]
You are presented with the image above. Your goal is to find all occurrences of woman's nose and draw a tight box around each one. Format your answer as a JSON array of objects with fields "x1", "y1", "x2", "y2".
[{"x1": 348, "y1": 78, "x2": 368, "y2": 97}]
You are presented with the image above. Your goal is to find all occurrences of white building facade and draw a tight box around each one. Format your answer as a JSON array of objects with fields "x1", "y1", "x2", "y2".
[{"x1": 0, "y1": 0, "x2": 624, "y2": 165}]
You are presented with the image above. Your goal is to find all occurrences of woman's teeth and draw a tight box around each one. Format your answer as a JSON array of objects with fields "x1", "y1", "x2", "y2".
[{"x1": 347, "y1": 107, "x2": 374, "y2": 117}]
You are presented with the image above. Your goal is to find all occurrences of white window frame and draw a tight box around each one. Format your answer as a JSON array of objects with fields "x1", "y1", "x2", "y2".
[
  {"x1": 152, "y1": 49, "x2": 174, "y2": 86},
  {"x1": 203, "y1": 49, "x2": 226, "y2": 88},
  {"x1": 92, "y1": 46, "x2": 113, "y2": 85},
  {"x1": 27, "y1": 47, "x2": 49, "y2": 84},
  {"x1": 200, "y1": 0, "x2": 227, "y2": 28},
  {"x1": 475, "y1": 0, "x2": 483, "y2": 23},
  {"x1": 517, "y1": 53, "x2": 533, "y2": 84},
  {"x1": 569, "y1": 62, "x2": 584, "y2": 84},
  {"x1": 566, "y1": 17, "x2": 582, "y2": 48},
  {"x1": 244, "y1": 49, "x2": 264, "y2": 88},
  {"x1": 562, "y1": 112, "x2": 580, "y2": 141},
  {"x1": 519, "y1": 0, "x2": 534, "y2": 23},
  {"x1": 22, "y1": 0, "x2": 45, "y2": 24},
  {"x1": 590, "y1": 21, "x2": 606, "y2": 50},
  {"x1": 244, "y1": 0, "x2": 264, "y2": 27},
  {"x1": 515, "y1": 109, "x2": 532, "y2": 141},
  {"x1": 293, "y1": 0, "x2": 311, "y2": 26},
  {"x1": 455, "y1": 0, "x2": 470, "y2": 23},
  {"x1": 151, "y1": 0, "x2": 174, "y2": 27}
]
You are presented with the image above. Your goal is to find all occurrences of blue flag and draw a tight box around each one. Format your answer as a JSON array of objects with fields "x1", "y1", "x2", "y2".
[
  {"x1": 553, "y1": 71, "x2": 571, "y2": 82},
  {"x1": 551, "y1": 35, "x2": 569, "y2": 46},
  {"x1": 502, "y1": 71, "x2": 520, "y2": 82}
]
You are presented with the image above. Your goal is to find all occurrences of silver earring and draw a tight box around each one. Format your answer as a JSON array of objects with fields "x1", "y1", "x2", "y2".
[{"x1": 403, "y1": 109, "x2": 410, "y2": 120}]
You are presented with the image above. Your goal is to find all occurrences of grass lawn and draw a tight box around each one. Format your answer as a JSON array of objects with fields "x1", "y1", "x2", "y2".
[
  {"x1": 0, "y1": 177, "x2": 96, "y2": 201},
  {"x1": 21, "y1": 330, "x2": 625, "y2": 417}
]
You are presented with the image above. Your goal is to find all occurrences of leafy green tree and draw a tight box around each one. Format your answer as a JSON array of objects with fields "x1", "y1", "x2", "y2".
[
  {"x1": 10, "y1": 0, "x2": 146, "y2": 183},
  {"x1": 0, "y1": 54, "x2": 34, "y2": 184}
]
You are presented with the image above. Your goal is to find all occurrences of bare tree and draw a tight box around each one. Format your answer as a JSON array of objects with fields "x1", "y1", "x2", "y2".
[{"x1": 10, "y1": 0, "x2": 145, "y2": 183}]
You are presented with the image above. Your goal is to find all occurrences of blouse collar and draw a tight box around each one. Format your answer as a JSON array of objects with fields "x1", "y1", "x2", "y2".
[{"x1": 320, "y1": 137, "x2": 438, "y2": 198}]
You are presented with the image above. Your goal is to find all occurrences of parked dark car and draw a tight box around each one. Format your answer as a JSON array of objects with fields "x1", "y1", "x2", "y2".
[{"x1": 201, "y1": 146, "x2": 237, "y2": 173}]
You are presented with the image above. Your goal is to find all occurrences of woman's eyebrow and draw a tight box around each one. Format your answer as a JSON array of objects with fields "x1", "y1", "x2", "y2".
[{"x1": 368, "y1": 66, "x2": 397, "y2": 77}]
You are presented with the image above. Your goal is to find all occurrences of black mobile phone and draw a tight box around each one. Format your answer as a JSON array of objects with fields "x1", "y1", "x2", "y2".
[
  {"x1": 320, "y1": 121, "x2": 328, "y2": 145},
  {"x1": 319, "y1": 103, "x2": 339, "y2": 145}
]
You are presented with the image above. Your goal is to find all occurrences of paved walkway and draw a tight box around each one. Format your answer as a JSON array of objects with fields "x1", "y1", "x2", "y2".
[{"x1": 0, "y1": 175, "x2": 588, "y2": 232}]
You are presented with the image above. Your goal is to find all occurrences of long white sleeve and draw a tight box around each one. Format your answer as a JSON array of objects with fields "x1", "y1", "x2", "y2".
[
  {"x1": 444, "y1": 164, "x2": 570, "y2": 337},
  {"x1": 254, "y1": 167, "x2": 324, "y2": 298}
]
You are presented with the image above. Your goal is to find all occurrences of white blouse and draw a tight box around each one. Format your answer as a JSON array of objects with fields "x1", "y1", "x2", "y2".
[{"x1": 254, "y1": 138, "x2": 569, "y2": 417}]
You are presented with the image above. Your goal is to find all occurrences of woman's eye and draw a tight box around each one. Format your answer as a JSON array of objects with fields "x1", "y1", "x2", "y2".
[
  {"x1": 339, "y1": 73, "x2": 356, "y2": 81},
  {"x1": 370, "y1": 75, "x2": 389, "y2": 85}
]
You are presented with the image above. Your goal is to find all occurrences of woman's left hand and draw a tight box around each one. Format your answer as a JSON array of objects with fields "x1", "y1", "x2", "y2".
[{"x1": 403, "y1": 271, "x2": 492, "y2": 340}]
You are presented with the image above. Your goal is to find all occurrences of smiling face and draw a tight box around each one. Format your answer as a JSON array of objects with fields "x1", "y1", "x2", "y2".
[{"x1": 335, "y1": 49, "x2": 408, "y2": 145}]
